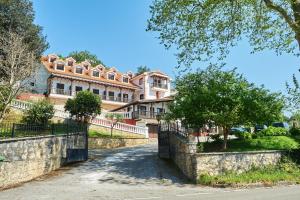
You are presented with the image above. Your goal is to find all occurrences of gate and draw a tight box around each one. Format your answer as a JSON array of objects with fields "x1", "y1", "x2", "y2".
[
  {"x1": 65, "y1": 123, "x2": 88, "y2": 163},
  {"x1": 158, "y1": 123, "x2": 170, "y2": 159}
]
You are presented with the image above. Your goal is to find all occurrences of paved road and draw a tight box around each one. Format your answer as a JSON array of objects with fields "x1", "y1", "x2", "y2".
[{"x1": 1, "y1": 144, "x2": 300, "y2": 200}]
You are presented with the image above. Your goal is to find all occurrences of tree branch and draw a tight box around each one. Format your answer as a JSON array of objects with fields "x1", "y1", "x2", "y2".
[{"x1": 263, "y1": 0, "x2": 297, "y2": 32}]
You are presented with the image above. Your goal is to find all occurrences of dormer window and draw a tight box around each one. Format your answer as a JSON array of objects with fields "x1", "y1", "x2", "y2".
[
  {"x1": 84, "y1": 65, "x2": 89, "y2": 70},
  {"x1": 122, "y1": 76, "x2": 129, "y2": 83},
  {"x1": 68, "y1": 60, "x2": 74, "y2": 66},
  {"x1": 108, "y1": 73, "x2": 115, "y2": 80},
  {"x1": 56, "y1": 63, "x2": 65, "y2": 71},
  {"x1": 92, "y1": 70, "x2": 100, "y2": 77},
  {"x1": 50, "y1": 57, "x2": 57, "y2": 62},
  {"x1": 75, "y1": 66, "x2": 83, "y2": 74}
]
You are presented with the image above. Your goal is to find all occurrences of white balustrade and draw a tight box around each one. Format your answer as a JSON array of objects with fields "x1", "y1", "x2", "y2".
[
  {"x1": 91, "y1": 116, "x2": 148, "y2": 137},
  {"x1": 10, "y1": 99, "x2": 148, "y2": 138}
]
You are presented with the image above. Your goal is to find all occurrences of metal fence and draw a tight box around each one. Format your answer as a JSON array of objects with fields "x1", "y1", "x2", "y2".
[
  {"x1": 0, "y1": 122, "x2": 87, "y2": 138},
  {"x1": 159, "y1": 122, "x2": 189, "y2": 138}
]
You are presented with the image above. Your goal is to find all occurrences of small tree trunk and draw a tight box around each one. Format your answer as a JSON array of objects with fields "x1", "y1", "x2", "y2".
[
  {"x1": 0, "y1": 102, "x2": 11, "y2": 123},
  {"x1": 223, "y1": 127, "x2": 229, "y2": 150},
  {"x1": 111, "y1": 125, "x2": 113, "y2": 138},
  {"x1": 197, "y1": 127, "x2": 200, "y2": 143}
]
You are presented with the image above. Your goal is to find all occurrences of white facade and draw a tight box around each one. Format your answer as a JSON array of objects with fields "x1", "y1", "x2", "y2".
[
  {"x1": 30, "y1": 55, "x2": 172, "y2": 114},
  {"x1": 131, "y1": 72, "x2": 171, "y2": 101}
]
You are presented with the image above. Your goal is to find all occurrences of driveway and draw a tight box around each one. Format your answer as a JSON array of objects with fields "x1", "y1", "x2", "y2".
[{"x1": 0, "y1": 144, "x2": 300, "y2": 200}]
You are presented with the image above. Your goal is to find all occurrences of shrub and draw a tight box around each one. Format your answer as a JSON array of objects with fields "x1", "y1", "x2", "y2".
[
  {"x1": 209, "y1": 134, "x2": 222, "y2": 142},
  {"x1": 65, "y1": 91, "x2": 101, "y2": 122},
  {"x1": 234, "y1": 131, "x2": 252, "y2": 140},
  {"x1": 255, "y1": 126, "x2": 289, "y2": 137},
  {"x1": 290, "y1": 127, "x2": 300, "y2": 136},
  {"x1": 197, "y1": 142, "x2": 204, "y2": 152},
  {"x1": 23, "y1": 100, "x2": 54, "y2": 124}
]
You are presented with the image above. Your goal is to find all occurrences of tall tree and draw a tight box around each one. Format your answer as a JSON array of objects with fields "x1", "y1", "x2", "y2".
[
  {"x1": 68, "y1": 51, "x2": 105, "y2": 67},
  {"x1": 147, "y1": 0, "x2": 300, "y2": 67},
  {"x1": 0, "y1": 32, "x2": 40, "y2": 122},
  {"x1": 0, "y1": 0, "x2": 49, "y2": 59},
  {"x1": 136, "y1": 65, "x2": 151, "y2": 75},
  {"x1": 168, "y1": 66, "x2": 284, "y2": 149}
]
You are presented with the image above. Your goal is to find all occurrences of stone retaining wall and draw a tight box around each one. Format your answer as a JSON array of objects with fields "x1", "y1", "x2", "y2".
[
  {"x1": 195, "y1": 150, "x2": 284, "y2": 176},
  {"x1": 0, "y1": 134, "x2": 85, "y2": 189},
  {"x1": 168, "y1": 133, "x2": 285, "y2": 182},
  {"x1": 89, "y1": 137, "x2": 157, "y2": 149}
]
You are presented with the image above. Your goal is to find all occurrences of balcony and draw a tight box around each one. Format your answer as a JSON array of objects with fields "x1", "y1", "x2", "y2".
[
  {"x1": 132, "y1": 110, "x2": 164, "y2": 119},
  {"x1": 101, "y1": 95, "x2": 131, "y2": 103},
  {"x1": 51, "y1": 88, "x2": 71, "y2": 96},
  {"x1": 151, "y1": 82, "x2": 168, "y2": 89}
]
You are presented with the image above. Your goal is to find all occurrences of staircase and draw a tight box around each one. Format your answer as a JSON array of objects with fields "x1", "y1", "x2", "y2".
[{"x1": 10, "y1": 99, "x2": 149, "y2": 138}]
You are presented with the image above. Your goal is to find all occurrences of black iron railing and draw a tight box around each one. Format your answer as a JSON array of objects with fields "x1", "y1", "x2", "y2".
[
  {"x1": 159, "y1": 122, "x2": 188, "y2": 138},
  {"x1": 0, "y1": 122, "x2": 87, "y2": 139}
]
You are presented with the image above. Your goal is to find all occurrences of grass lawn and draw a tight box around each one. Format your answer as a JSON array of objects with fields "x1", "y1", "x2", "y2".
[
  {"x1": 198, "y1": 159, "x2": 300, "y2": 186},
  {"x1": 202, "y1": 136, "x2": 299, "y2": 152},
  {"x1": 88, "y1": 129, "x2": 145, "y2": 139}
]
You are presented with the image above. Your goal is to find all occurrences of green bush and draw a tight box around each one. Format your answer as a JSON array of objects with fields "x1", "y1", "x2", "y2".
[
  {"x1": 234, "y1": 131, "x2": 252, "y2": 140},
  {"x1": 23, "y1": 100, "x2": 54, "y2": 124},
  {"x1": 290, "y1": 127, "x2": 300, "y2": 136},
  {"x1": 255, "y1": 126, "x2": 289, "y2": 137},
  {"x1": 197, "y1": 142, "x2": 204, "y2": 152},
  {"x1": 209, "y1": 134, "x2": 222, "y2": 142}
]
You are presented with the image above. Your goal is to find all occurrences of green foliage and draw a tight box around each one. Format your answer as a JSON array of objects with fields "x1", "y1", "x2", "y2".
[
  {"x1": 290, "y1": 127, "x2": 300, "y2": 136},
  {"x1": 198, "y1": 158, "x2": 300, "y2": 186},
  {"x1": 23, "y1": 100, "x2": 54, "y2": 124},
  {"x1": 68, "y1": 50, "x2": 105, "y2": 67},
  {"x1": 105, "y1": 113, "x2": 123, "y2": 123},
  {"x1": 136, "y1": 65, "x2": 150, "y2": 75},
  {"x1": 0, "y1": 0, "x2": 48, "y2": 59},
  {"x1": 0, "y1": 155, "x2": 5, "y2": 162},
  {"x1": 255, "y1": 126, "x2": 289, "y2": 137},
  {"x1": 209, "y1": 134, "x2": 222, "y2": 142},
  {"x1": 148, "y1": 0, "x2": 300, "y2": 67},
  {"x1": 203, "y1": 136, "x2": 299, "y2": 152},
  {"x1": 197, "y1": 142, "x2": 204, "y2": 152},
  {"x1": 65, "y1": 91, "x2": 101, "y2": 122},
  {"x1": 234, "y1": 132, "x2": 252, "y2": 140},
  {"x1": 166, "y1": 65, "x2": 284, "y2": 149}
]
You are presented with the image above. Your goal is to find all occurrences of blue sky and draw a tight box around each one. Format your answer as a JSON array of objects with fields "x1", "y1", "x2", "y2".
[{"x1": 32, "y1": 0, "x2": 299, "y2": 93}]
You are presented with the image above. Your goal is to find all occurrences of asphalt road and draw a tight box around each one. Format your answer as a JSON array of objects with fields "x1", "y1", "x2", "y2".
[{"x1": 0, "y1": 144, "x2": 300, "y2": 200}]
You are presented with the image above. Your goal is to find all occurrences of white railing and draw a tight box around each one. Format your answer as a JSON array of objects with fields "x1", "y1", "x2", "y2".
[
  {"x1": 10, "y1": 99, "x2": 148, "y2": 138},
  {"x1": 91, "y1": 116, "x2": 148, "y2": 137},
  {"x1": 10, "y1": 99, "x2": 33, "y2": 110},
  {"x1": 102, "y1": 111, "x2": 132, "y2": 119}
]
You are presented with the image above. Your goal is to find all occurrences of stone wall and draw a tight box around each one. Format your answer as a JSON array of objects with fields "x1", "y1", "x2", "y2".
[
  {"x1": 195, "y1": 151, "x2": 284, "y2": 176},
  {"x1": 167, "y1": 133, "x2": 285, "y2": 182},
  {"x1": 89, "y1": 137, "x2": 157, "y2": 149},
  {"x1": 0, "y1": 134, "x2": 85, "y2": 189},
  {"x1": 169, "y1": 133, "x2": 198, "y2": 181}
]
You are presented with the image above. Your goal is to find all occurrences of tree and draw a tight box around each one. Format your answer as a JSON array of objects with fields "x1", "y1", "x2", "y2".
[
  {"x1": 168, "y1": 66, "x2": 284, "y2": 149},
  {"x1": 23, "y1": 100, "x2": 54, "y2": 124},
  {"x1": 65, "y1": 91, "x2": 101, "y2": 123},
  {"x1": 105, "y1": 113, "x2": 123, "y2": 137},
  {"x1": 0, "y1": 0, "x2": 49, "y2": 59},
  {"x1": 0, "y1": 32, "x2": 41, "y2": 122},
  {"x1": 147, "y1": 0, "x2": 300, "y2": 67},
  {"x1": 136, "y1": 65, "x2": 150, "y2": 75},
  {"x1": 68, "y1": 51, "x2": 105, "y2": 67}
]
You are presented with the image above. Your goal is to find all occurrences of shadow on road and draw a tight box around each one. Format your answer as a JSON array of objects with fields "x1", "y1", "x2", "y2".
[{"x1": 73, "y1": 144, "x2": 190, "y2": 186}]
